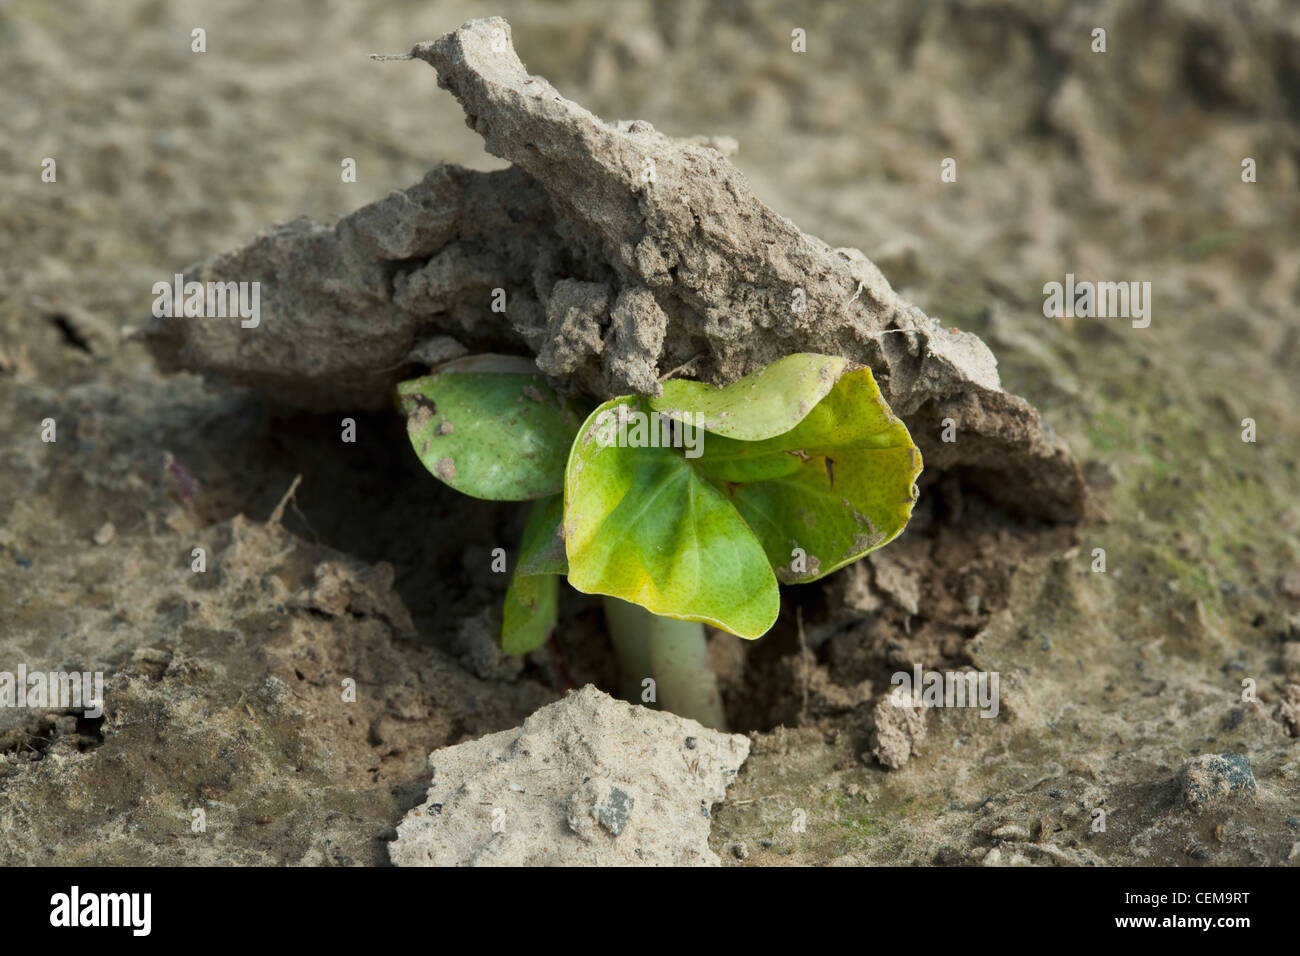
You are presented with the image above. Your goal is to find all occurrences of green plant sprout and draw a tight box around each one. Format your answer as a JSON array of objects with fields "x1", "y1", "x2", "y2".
[{"x1": 395, "y1": 352, "x2": 922, "y2": 729}]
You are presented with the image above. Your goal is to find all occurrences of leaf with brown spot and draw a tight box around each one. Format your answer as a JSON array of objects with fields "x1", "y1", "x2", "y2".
[{"x1": 395, "y1": 355, "x2": 588, "y2": 501}]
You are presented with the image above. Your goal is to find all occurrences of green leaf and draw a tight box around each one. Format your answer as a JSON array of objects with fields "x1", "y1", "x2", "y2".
[
  {"x1": 502, "y1": 569, "x2": 558, "y2": 655},
  {"x1": 694, "y1": 366, "x2": 922, "y2": 583},
  {"x1": 517, "y1": 493, "x2": 567, "y2": 576},
  {"x1": 501, "y1": 495, "x2": 565, "y2": 655},
  {"x1": 650, "y1": 352, "x2": 846, "y2": 441},
  {"x1": 563, "y1": 359, "x2": 921, "y2": 635},
  {"x1": 564, "y1": 398, "x2": 780, "y2": 639},
  {"x1": 395, "y1": 355, "x2": 587, "y2": 501}
]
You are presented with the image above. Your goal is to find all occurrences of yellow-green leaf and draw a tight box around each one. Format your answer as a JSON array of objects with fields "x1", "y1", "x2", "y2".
[
  {"x1": 650, "y1": 352, "x2": 846, "y2": 440},
  {"x1": 695, "y1": 366, "x2": 922, "y2": 583},
  {"x1": 564, "y1": 398, "x2": 780, "y2": 639}
]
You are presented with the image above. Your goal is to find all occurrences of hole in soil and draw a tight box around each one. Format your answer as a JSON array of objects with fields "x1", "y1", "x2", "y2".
[
  {"x1": 48, "y1": 313, "x2": 93, "y2": 353},
  {"x1": 241, "y1": 410, "x2": 511, "y2": 646},
  {"x1": 1, "y1": 710, "x2": 106, "y2": 759},
  {"x1": 187, "y1": 400, "x2": 1075, "y2": 736},
  {"x1": 74, "y1": 713, "x2": 107, "y2": 750}
]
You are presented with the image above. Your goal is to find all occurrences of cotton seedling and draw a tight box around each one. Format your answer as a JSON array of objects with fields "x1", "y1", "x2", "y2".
[{"x1": 396, "y1": 352, "x2": 922, "y2": 727}]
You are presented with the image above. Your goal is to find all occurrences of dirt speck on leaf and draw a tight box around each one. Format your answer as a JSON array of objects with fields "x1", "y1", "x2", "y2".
[{"x1": 408, "y1": 407, "x2": 433, "y2": 434}]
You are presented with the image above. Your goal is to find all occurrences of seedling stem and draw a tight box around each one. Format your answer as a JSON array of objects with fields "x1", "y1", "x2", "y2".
[{"x1": 603, "y1": 596, "x2": 727, "y2": 730}]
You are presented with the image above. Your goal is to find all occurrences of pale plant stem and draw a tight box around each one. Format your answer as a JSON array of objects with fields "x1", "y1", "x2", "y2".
[{"x1": 602, "y1": 596, "x2": 728, "y2": 730}]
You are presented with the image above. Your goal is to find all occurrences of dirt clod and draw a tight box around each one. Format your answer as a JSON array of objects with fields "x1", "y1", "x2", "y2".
[
  {"x1": 142, "y1": 16, "x2": 1084, "y2": 524},
  {"x1": 391, "y1": 686, "x2": 749, "y2": 865},
  {"x1": 1176, "y1": 754, "x2": 1257, "y2": 811}
]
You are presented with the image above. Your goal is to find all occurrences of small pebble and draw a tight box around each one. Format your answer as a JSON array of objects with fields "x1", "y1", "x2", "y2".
[
  {"x1": 732, "y1": 842, "x2": 748, "y2": 860},
  {"x1": 991, "y1": 823, "x2": 1030, "y2": 842},
  {"x1": 93, "y1": 521, "x2": 115, "y2": 546},
  {"x1": 684, "y1": 736, "x2": 696, "y2": 749},
  {"x1": 1177, "y1": 753, "x2": 1256, "y2": 810}
]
